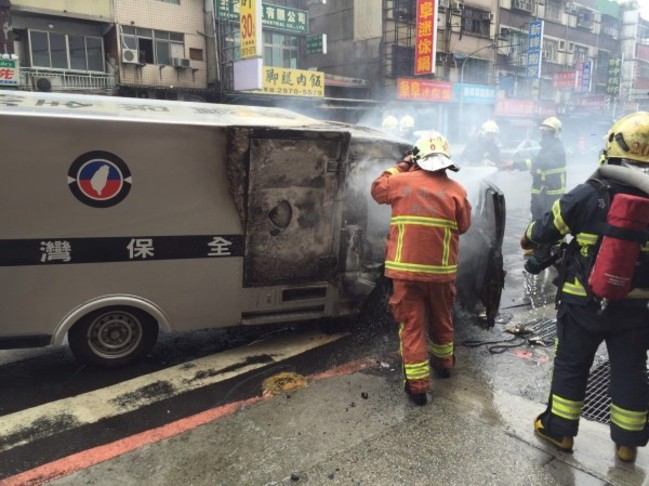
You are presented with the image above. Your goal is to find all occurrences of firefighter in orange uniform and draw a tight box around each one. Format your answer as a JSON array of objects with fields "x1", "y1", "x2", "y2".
[{"x1": 371, "y1": 131, "x2": 472, "y2": 405}]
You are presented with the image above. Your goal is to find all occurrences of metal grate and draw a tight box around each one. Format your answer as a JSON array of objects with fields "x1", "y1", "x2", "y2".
[
  {"x1": 582, "y1": 361, "x2": 649, "y2": 424},
  {"x1": 529, "y1": 317, "x2": 557, "y2": 345},
  {"x1": 582, "y1": 361, "x2": 612, "y2": 424}
]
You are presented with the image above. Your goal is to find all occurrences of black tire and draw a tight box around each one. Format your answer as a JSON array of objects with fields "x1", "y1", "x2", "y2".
[{"x1": 68, "y1": 306, "x2": 159, "y2": 367}]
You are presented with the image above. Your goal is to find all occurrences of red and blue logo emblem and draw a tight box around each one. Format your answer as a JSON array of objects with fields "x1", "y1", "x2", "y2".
[{"x1": 68, "y1": 151, "x2": 132, "y2": 208}]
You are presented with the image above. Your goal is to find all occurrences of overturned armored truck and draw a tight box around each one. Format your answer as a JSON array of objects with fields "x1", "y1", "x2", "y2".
[{"x1": 0, "y1": 91, "x2": 504, "y2": 366}]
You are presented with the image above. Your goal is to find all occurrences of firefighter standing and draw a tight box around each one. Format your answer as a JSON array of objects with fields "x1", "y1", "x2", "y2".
[
  {"x1": 381, "y1": 115, "x2": 399, "y2": 137},
  {"x1": 399, "y1": 115, "x2": 416, "y2": 142},
  {"x1": 371, "y1": 132, "x2": 471, "y2": 406},
  {"x1": 504, "y1": 116, "x2": 567, "y2": 221},
  {"x1": 460, "y1": 120, "x2": 503, "y2": 166},
  {"x1": 521, "y1": 112, "x2": 649, "y2": 462}
]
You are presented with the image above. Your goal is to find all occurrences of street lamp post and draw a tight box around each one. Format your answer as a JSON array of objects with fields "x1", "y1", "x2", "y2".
[{"x1": 458, "y1": 43, "x2": 496, "y2": 137}]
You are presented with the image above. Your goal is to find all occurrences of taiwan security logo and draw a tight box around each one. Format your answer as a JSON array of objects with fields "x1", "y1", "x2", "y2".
[{"x1": 68, "y1": 151, "x2": 132, "y2": 208}]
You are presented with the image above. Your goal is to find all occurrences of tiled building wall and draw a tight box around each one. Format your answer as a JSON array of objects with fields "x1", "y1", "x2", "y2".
[{"x1": 114, "y1": 0, "x2": 207, "y2": 89}]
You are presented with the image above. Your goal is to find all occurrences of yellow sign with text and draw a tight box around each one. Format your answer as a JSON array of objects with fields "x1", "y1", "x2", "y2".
[
  {"x1": 240, "y1": 0, "x2": 262, "y2": 59},
  {"x1": 260, "y1": 66, "x2": 325, "y2": 98}
]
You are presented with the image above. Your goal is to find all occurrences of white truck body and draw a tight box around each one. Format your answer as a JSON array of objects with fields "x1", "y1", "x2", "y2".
[{"x1": 0, "y1": 91, "x2": 416, "y2": 365}]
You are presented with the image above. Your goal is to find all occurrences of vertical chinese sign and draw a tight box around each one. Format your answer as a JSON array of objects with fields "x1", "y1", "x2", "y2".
[
  {"x1": 240, "y1": 0, "x2": 262, "y2": 59},
  {"x1": 0, "y1": 58, "x2": 19, "y2": 88},
  {"x1": 526, "y1": 20, "x2": 543, "y2": 79},
  {"x1": 607, "y1": 57, "x2": 621, "y2": 96},
  {"x1": 414, "y1": 0, "x2": 437, "y2": 75},
  {"x1": 575, "y1": 60, "x2": 592, "y2": 92}
]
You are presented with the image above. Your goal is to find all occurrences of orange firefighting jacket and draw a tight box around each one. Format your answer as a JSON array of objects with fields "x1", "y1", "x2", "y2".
[{"x1": 371, "y1": 163, "x2": 471, "y2": 283}]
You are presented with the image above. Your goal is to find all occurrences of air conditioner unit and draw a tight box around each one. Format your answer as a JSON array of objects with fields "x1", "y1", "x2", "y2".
[
  {"x1": 481, "y1": 12, "x2": 493, "y2": 21},
  {"x1": 438, "y1": 0, "x2": 449, "y2": 8},
  {"x1": 122, "y1": 49, "x2": 140, "y2": 64},
  {"x1": 172, "y1": 57, "x2": 191, "y2": 68},
  {"x1": 451, "y1": 1, "x2": 463, "y2": 12}
]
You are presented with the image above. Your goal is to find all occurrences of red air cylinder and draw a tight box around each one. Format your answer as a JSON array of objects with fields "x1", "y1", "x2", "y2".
[{"x1": 588, "y1": 193, "x2": 649, "y2": 301}]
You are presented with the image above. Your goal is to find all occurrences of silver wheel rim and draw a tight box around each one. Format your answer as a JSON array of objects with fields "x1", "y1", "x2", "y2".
[{"x1": 86, "y1": 311, "x2": 143, "y2": 359}]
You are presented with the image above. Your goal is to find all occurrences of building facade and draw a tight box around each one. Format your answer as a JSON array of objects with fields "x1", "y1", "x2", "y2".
[{"x1": 1, "y1": 0, "x2": 647, "y2": 136}]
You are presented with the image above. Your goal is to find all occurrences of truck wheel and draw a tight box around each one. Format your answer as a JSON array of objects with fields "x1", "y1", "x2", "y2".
[{"x1": 68, "y1": 306, "x2": 159, "y2": 367}]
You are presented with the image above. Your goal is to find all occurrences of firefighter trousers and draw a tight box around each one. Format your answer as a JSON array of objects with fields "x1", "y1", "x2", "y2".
[
  {"x1": 389, "y1": 279, "x2": 456, "y2": 394},
  {"x1": 541, "y1": 302, "x2": 649, "y2": 447}
]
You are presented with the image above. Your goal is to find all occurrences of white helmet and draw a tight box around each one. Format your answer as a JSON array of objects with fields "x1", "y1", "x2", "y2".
[
  {"x1": 382, "y1": 115, "x2": 399, "y2": 131},
  {"x1": 540, "y1": 116, "x2": 562, "y2": 138},
  {"x1": 399, "y1": 115, "x2": 415, "y2": 132},
  {"x1": 480, "y1": 120, "x2": 499, "y2": 135},
  {"x1": 412, "y1": 131, "x2": 459, "y2": 172}
]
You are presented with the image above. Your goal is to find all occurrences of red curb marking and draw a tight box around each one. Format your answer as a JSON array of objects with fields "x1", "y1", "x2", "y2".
[{"x1": 1, "y1": 358, "x2": 379, "y2": 486}]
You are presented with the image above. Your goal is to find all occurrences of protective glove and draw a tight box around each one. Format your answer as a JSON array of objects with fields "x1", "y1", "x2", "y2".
[
  {"x1": 520, "y1": 234, "x2": 535, "y2": 250},
  {"x1": 397, "y1": 155, "x2": 414, "y2": 171}
]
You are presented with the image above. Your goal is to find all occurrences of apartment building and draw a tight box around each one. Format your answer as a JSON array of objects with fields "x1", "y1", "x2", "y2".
[
  {"x1": 1, "y1": 0, "x2": 208, "y2": 99},
  {"x1": 113, "y1": 0, "x2": 208, "y2": 100},
  {"x1": 621, "y1": 9, "x2": 649, "y2": 112},
  {"x1": 7, "y1": 0, "x2": 115, "y2": 93}
]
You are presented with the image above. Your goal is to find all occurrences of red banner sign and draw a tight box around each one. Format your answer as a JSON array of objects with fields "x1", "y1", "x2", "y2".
[
  {"x1": 397, "y1": 78, "x2": 451, "y2": 101},
  {"x1": 553, "y1": 71, "x2": 576, "y2": 89},
  {"x1": 414, "y1": 0, "x2": 437, "y2": 75}
]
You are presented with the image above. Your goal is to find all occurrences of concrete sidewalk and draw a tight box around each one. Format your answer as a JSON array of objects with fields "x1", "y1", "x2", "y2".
[{"x1": 48, "y1": 312, "x2": 647, "y2": 486}]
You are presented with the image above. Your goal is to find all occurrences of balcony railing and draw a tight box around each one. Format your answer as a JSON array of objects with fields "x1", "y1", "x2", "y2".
[{"x1": 19, "y1": 68, "x2": 116, "y2": 93}]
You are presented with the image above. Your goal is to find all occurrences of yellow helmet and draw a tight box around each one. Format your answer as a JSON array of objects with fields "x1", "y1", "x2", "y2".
[
  {"x1": 399, "y1": 115, "x2": 415, "y2": 131},
  {"x1": 540, "y1": 117, "x2": 562, "y2": 137},
  {"x1": 382, "y1": 115, "x2": 399, "y2": 131},
  {"x1": 480, "y1": 120, "x2": 499, "y2": 135},
  {"x1": 603, "y1": 111, "x2": 649, "y2": 165},
  {"x1": 412, "y1": 131, "x2": 459, "y2": 172}
]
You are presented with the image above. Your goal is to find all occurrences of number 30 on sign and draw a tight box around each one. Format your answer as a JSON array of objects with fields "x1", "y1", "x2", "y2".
[{"x1": 240, "y1": 0, "x2": 262, "y2": 59}]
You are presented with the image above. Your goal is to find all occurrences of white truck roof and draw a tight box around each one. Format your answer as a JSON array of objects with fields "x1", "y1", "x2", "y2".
[{"x1": 0, "y1": 90, "x2": 323, "y2": 128}]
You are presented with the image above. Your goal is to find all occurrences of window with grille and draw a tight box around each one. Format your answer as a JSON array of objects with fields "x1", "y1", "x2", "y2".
[
  {"x1": 121, "y1": 26, "x2": 185, "y2": 65},
  {"x1": 391, "y1": 44, "x2": 415, "y2": 77},
  {"x1": 263, "y1": 32, "x2": 298, "y2": 68},
  {"x1": 545, "y1": 0, "x2": 562, "y2": 21},
  {"x1": 463, "y1": 8, "x2": 491, "y2": 38},
  {"x1": 542, "y1": 39, "x2": 559, "y2": 63},
  {"x1": 28, "y1": 30, "x2": 105, "y2": 71}
]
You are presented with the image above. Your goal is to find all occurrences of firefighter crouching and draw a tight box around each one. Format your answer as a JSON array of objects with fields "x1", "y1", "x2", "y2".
[
  {"x1": 371, "y1": 132, "x2": 471, "y2": 406},
  {"x1": 521, "y1": 112, "x2": 649, "y2": 462}
]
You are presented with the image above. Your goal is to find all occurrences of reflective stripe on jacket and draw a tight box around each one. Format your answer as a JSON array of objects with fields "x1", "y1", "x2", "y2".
[
  {"x1": 524, "y1": 179, "x2": 649, "y2": 306},
  {"x1": 519, "y1": 137, "x2": 567, "y2": 197},
  {"x1": 371, "y1": 163, "x2": 471, "y2": 283}
]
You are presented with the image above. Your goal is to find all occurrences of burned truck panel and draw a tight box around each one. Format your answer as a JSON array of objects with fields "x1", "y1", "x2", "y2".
[
  {"x1": 244, "y1": 133, "x2": 348, "y2": 287},
  {"x1": 455, "y1": 181, "x2": 506, "y2": 328}
]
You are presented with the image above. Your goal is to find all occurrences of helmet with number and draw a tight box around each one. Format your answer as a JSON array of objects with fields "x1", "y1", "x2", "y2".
[
  {"x1": 382, "y1": 115, "x2": 399, "y2": 131},
  {"x1": 603, "y1": 111, "x2": 649, "y2": 169},
  {"x1": 540, "y1": 116, "x2": 562, "y2": 138},
  {"x1": 480, "y1": 120, "x2": 500, "y2": 136},
  {"x1": 399, "y1": 115, "x2": 415, "y2": 132},
  {"x1": 412, "y1": 131, "x2": 459, "y2": 172}
]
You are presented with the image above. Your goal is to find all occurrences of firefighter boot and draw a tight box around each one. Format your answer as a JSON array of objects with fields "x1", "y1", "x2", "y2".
[
  {"x1": 430, "y1": 355, "x2": 453, "y2": 379},
  {"x1": 404, "y1": 382, "x2": 427, "y2": 406},
  {"x1": 616, "y1": 445, "x2": 637, "y2": 463},
  {"x1": 534, "y1": 415, "x2": 574, "y2": 452}
]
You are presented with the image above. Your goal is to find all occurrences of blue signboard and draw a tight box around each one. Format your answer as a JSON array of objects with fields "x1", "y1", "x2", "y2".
[
  {"x1": 580, "y1": 60, "x2": 592, "y2": 92},
  {"x1": 526, "y1": 20, "x2": 543, "y2": 79},
  {"x1": 453, "y1": 83, "x2": 496, "y2": 104}
]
